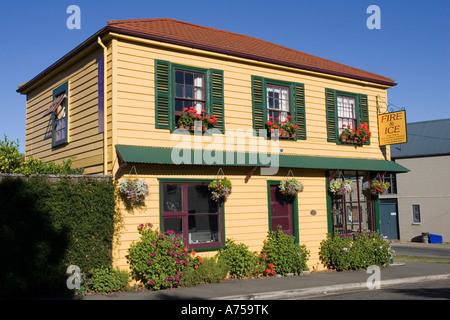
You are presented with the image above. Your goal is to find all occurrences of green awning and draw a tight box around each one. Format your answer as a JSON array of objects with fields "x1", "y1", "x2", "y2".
[{"x1": 116, "y1": 145, "x2": 409, "y2": 173}]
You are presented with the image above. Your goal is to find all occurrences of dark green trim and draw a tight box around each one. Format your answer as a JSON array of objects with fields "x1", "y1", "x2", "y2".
[
  {"x1": 252, "y1": 76, "x2": 306, "y2": 140},
  {"x1": 325, "y1": 172, "x2": 333, "y2": 235},
  {"x1": 155, "y1": 59, "x2": 225, "y2": 133},
  {"x1": 267, "y1": 180, "x2": 299, "y2": 243},
  {"x1": 158, "y1": 178, "x2": 226, "y2": 252},
  {"x1": 326, "y1": 89, "x2": 371, "y2": 146},
  {"x1": 115, "y1": 145, "x2": 409, "y2": 173}
]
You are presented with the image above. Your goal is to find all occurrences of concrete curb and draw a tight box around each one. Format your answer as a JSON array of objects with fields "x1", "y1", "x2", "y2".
[{"x1": 214, "y1": 274, "x2": 450, "y2": 300}]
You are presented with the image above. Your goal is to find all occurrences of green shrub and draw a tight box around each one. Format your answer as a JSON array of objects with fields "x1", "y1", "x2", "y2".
[
  {"x1": 88, "y1": 267, "x2": 130, "y2": 295},
  {"x1": 127, "y1": 223, "x2": 205, "y2": 290},
  {"x1": 182, "y1": 257, "x2": 229, "y2": 287},
  {"x1": 0, "y1": 176, "x2": 117, "y2": 298},
  {"x1": 319, "y1": 232, "x2": 394, "y2": 271},
  {"x1": 0, "y1": 135, "x2": 83, "y2": 175},
  {"x1": 216, "y1": 239, "x2": 260, "y2": 279},
  {"x1": 260, "y1": 226, "x2": 310, "y2": 276}
]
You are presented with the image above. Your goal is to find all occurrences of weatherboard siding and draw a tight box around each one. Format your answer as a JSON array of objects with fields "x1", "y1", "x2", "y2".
[
  {"x1": 25, "y1": 49, "x2": 105, "y2": 174},
  {"x1": 113, "y1": 167, "x2": 328, "y2": 271},
  {"x1": 113, "y1": 38, "x2": 391, "y2": 161}
]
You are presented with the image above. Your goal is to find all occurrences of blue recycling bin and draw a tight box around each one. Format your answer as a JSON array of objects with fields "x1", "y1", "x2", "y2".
[{"x1": 429, "y1": 234, "x2": 443, "y2": 244}]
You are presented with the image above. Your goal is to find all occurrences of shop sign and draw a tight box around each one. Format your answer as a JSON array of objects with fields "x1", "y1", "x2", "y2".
[{"x1": 378, "y1": 110, "x2": 407, "y2": 146}]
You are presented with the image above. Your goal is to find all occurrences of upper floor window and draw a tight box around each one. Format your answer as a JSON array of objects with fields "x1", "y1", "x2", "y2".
[
  {"x1": 251, "y1": 76, "x2": 306, "y2": 140},
  {"x1": 267, "y1": 84, "x2": 290, "y2": 122},
  {"x1": 337, "y1": 95, "x2": 357, "y2": 135},
  {"x1": 325, "y1": 89, "x2": 369, "y2": 145},
  {"x1": 43, "y1": 82, "x2": 68, "y2": 147},
  {"x1": 154, "y1": 60, "x2": 224, "y2": 133},
  {"x1": 175, "y1": 70, "x2": 205, "y2": 116}
]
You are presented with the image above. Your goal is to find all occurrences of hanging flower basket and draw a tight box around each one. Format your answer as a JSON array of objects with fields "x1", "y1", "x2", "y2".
[
  {"x1": 279, "y1": 170, "x2": 304, "y2": 196},
  {"x1": 208, "y1": 169, "x2": 232, "y2": 201},
  {"x1": 119, "y1": 177, "x2": 149, "y2": 207},
  {"x1": 118, "y1": 166, "x2": 149, "y2": 209},
  {"x1": 329, "y1": 179, "x2": 354, "y2": 195},
  {"x1": 370, "y1": 179, "x2": 390, "y2": 195},
  {"x1": 279, "y1": 179, "x2": 304, "y2": 196}
]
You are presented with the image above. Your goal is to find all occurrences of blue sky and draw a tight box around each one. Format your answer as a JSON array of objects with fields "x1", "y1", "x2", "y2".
[{"x1": 1, "y1": 0, "x2": 449, "y2": 152}]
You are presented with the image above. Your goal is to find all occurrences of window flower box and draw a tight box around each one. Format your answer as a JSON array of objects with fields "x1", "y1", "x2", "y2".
[
  {"x1": 340, "y1": 123, "x2": 371, "y2": 146},
  {"x1": 266, "y1": 116, "x2": 298, "y2": 139},
  {"x1": 177, "y1": 107, "x2": 218, "y2": 132}
]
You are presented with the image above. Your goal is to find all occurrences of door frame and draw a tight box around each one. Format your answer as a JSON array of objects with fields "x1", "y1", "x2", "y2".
[{"x1": 267, "y1": 180, "x2": 299, "y2": 243}]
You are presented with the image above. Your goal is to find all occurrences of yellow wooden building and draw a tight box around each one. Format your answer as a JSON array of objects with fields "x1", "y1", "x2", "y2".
[{"x1": 17, "y1": 18, "x2": 408, "y2": 271}]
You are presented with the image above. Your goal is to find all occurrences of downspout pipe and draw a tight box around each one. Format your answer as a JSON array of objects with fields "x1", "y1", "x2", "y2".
[{"x1": 98, "y1": 37, "x2": 108, "y2": 175}]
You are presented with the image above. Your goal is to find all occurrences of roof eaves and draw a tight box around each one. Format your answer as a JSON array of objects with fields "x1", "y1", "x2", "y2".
[
  {"x1": 17, "y1": 26, "x2": 109, "y2": 94},
  {"x1": 106, "y1": 25, "x2": 397, "y2": 87}
]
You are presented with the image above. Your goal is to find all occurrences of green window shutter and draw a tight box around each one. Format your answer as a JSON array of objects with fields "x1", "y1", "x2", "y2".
[
  {"x1": 252, "y1": 76, "x2": 266, "y2": 134},
  {"x1": 358, "y1": 94, "x2": 370, "y2": 145},
  {"x1": 325, "y1": 88, "x2": 337, "y2": 142},
  {"x1": 293, "y1": 83, "x2": 306, "y2": 140},
  {"x1": 209, "y1": 69, "x2": 225, "y2": 133},
  {"x1": 155, "y1": 60, "x2": 172, "y2": 130}
]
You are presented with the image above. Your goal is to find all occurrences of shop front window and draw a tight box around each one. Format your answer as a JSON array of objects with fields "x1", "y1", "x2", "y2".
[
  {"x1": 161, "y1": 181, "x2": 223, "y2": 250},
  {"x1": 331, "y1": 171, "x2": 375, "y2": 236}
]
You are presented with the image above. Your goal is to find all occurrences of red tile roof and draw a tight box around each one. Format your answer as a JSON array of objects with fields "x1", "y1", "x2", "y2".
[{"x1": 107, "y1": 18, "x2": 396, "y2": 86}]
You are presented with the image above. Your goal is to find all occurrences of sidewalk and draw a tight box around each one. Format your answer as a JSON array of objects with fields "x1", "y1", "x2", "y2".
[{"x1": 83, "y1": 261, "x2": 450, "y2": 300}]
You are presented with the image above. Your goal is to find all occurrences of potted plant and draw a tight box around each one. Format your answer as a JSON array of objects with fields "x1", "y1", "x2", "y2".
[
  {"x1": 177, "y1": 107, "x2": 218, "y2": 132},
  {"x1": 370, "y1": 179, "x2": 390, "y2": 195},
  {"x1": 177, "y1": 109, "x2": 194, "y2": 130},
  {"x1": 119, "y1": 176, "x2": 149, "y2": 208},
  {"x1": 266, "y1": 116, "x2": 298, "y2": 139},
  {"x1": 208, "y1": 176, "x2": 232, "y2": 201},
  {"x1": 329, "y1": 179, "x2": 354, "y2": 195},
  {"x1": 340, "y1": 123, "x2": 371, "y2": 146},
  {"x1": 281, "y1": 116, "x2": 299, "y2": 139},
  {"x1": 279, "y1": 178, "x2": 304, "y2": 196}
]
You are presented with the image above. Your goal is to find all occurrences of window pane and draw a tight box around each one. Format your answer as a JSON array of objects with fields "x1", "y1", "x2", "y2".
[
  {"x1": 413, "y1": 205, "x2": 421, "y2": 223},
  {"x1": 176, "y1": 84, "x2": 184, "y2": 98},
  {"x1": 194, "y1": 87, "x2": 203, "y2": 100},
  {"x1": 268, "y1": 97, "x2": 274, "y2": 109},
  {"x1": 175, "y1": 70, "x2": 184, "y2": 84},
  {"x1": 188, "y1": 214, "x2": 219, "y2": 244},
  {"x1": 332, "y1": 198, "x2": 345, "y2": 235},
  {"x1": 163, "y1": 184, "x2": 182, "y2": 212},
  {"x1": 346, "y1": 203, "x2": 360, "y2": 234},
  {"x1": 164, "y1": 218, "x2": 183, "y2": 238},
  {"x1": 175, "y1": 99, "x2": 184, "y2": 113},
  {"x1": 188, "y1": 185, "x2": 218, "y2": 213},
  {"x1": 194, "y1": 74, "x2": 203, "y2": 87},
  {"x1": 185, "y1": 72, "x2": 194, "y2": 85},
  {"x1": 185, "y1": 85, "x2": 193, "y2": 99},
  {"x1": 360, "y1": 202, "x2": 374, "y2": 232}
]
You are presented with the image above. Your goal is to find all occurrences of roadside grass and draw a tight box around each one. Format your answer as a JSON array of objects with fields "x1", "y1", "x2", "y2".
[{"x1": 394, "y1": 255, "x2": 450, "y2": 264}]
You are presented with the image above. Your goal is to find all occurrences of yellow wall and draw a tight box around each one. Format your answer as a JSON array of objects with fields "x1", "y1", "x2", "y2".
[
  {"x1": 24, "y1": 49, "x2": 106, "y2": 175},
  {"x1": 113, "y1": 166, "x2": 328, "y2": 271},
  {"x1": 23, "y1": 32, "x2": 394, "y2": 274},
  {"x1": 112, "y1": 36, "x2": 391, "y2": 168}
]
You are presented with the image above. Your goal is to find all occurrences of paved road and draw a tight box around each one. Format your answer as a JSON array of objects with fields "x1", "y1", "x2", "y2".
[
  {"x1": 299, "y1": 278, "x2": 450, "y2": 300},
  {"x1": 392, "y1": 243, "x2": 450, "y2": 259}
]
